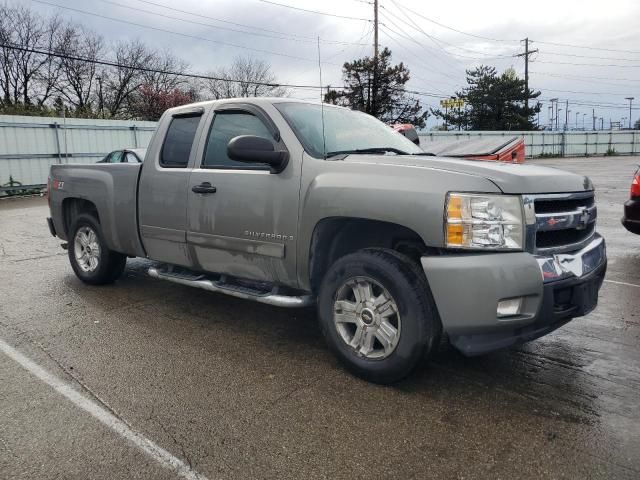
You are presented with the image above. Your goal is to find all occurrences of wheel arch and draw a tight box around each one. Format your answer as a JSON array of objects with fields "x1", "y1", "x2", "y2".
[
  {"x1": 62, "y1": 198, "x2": 101, "y2": 237},
  {"x1": 307, "y1": 216, "x2": 435, "y2": 294}
]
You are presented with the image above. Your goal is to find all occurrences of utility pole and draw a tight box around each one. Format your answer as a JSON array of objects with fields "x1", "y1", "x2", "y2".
[
  {"x1": 558, "y1": 108, "x2": 563, "y2": 131},
  {"x1": 550, "y1": 98, "x2": 558, "y2": 130},
  {"x1": 625, "y1": 97, "x2": 634, "y2": 129},
  {"x1": 515, "y1": 38, "x2": 538, "y2": 112},
  {"x1": 372, "y1": 0, "x2": 379, "y2": 118},
  {"x1": 575, "y1": 111, "x2": 579, "y2": 130},
  {"x1": 565, "y1": 100, "x2": 569, "y2": 131},
  {"x1": 592, "y1": 109, "x2": 596, "y2": 131}
]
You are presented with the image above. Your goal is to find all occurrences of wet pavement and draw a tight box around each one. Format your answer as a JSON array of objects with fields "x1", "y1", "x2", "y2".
[{"x1": 1, "y1": 155, "x2": 639, "y2": 479}]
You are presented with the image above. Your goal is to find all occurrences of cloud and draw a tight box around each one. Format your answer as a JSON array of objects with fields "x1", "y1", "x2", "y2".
[{"x1": 30, "y1": 0, "x2": 640, "y2": 128}]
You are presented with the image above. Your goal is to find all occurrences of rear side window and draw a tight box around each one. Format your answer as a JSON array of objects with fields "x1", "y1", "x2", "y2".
[{"x1": 160, "y1": 115, "x2": 201, "y2": 168}]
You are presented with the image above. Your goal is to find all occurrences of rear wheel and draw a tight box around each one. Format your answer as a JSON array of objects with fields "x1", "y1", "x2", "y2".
[
  {"x1": 68, "y1": 214, "x2": 126, "y2": 285},
  {"x1": 318, "y1": 249, "x2": 441, "y2": 384}
]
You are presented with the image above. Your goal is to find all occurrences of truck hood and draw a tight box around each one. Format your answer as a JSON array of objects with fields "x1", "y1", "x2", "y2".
[{"x1": 341, "y1": 155, "x2": 593, "y2": 194}]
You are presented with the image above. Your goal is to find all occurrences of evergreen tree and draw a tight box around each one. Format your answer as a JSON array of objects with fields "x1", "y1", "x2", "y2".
[
  {"x1": 433, "y1": 65, "x2": 541, "y2": 130},
  {"x1": 325, "y1": 48, "x2": 427, "y2": 128}
]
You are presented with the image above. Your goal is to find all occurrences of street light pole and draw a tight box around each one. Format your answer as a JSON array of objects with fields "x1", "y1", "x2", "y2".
[
  {"x1": 575, "y1": 111, "x2": 579, "y2": 130},
  {"x1": 625, "y1": 97, "x2": 634, "y2": 129},
  {"x1": 582, "y1": 113, "x2": 586, "y2": 130}
]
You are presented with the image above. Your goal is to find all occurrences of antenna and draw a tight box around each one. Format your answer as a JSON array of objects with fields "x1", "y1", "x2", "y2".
[{"x1": 317, "y1": 36, "x2": 327, "y2": 159}]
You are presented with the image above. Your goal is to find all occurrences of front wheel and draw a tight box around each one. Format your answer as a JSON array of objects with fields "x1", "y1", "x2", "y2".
[
  {"x1": 68, "y1": 214, "x2": 126, "y2": 285},
  {"x1": 317, "y1": 249, "x2": 441, "y2": 384}
]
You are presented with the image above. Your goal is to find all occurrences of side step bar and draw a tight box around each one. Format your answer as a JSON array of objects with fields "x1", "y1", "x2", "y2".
[{"x1": 148, "y1": 267, "x2": 315, "y2": 308}]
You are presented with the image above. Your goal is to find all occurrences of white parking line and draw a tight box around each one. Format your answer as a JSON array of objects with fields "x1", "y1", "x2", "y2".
[
  {"x1": 604, "y1": 279, "x2": 640, "y2": 288},
  {"x1": 0, "y1": 338, "x2": 209, "y2": 480}
]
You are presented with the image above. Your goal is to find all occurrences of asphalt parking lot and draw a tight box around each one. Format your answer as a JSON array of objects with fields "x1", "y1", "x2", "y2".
[{"x1": 1, "y1": 155, "x2": 639, "y2": 479}]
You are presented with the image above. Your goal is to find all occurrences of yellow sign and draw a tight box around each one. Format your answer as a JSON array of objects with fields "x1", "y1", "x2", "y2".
[{"x1": 440, "y1": 98, "x2": 465, "y2": 109}]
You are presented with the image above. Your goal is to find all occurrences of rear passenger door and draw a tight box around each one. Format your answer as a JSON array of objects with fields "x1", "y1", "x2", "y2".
[
  {"x1": 186, "y1": 104, "x2": 301, "y2": 285},
  {"x1": 138, "y1": 108, "x2": 206, "y2": 267}
]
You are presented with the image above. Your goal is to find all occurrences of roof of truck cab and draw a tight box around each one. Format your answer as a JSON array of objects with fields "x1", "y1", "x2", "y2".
[{"x1": 165, "y1": 97, "x2": 346, "y2": 115}]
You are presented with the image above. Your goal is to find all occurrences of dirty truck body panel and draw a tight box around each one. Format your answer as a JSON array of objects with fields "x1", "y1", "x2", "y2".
[{"x1": 47, "y1": 98, "x2": 606, "y2": 365}]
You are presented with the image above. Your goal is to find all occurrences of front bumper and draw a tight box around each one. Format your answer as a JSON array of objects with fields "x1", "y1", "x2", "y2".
[
  {"x1": 421, "y1": 234, "x2": 606, "y2": 356},
  {"x1": 622, "y1": 198, "x2": 640, "y2": 235}
]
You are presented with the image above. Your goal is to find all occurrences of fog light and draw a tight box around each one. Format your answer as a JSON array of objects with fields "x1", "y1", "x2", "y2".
[{"x1": 497, "y1": 298, "x2": 523, "y2": 317}]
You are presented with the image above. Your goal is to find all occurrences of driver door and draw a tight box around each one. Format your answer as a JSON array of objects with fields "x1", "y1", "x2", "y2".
[{"x1": 186, "y1": 104, "x2": 300, "y2": 285}]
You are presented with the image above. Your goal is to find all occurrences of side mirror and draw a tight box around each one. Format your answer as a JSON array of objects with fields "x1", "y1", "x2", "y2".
[{"x1": 227, "y1": 135, "x2": 289, "y2": 173}]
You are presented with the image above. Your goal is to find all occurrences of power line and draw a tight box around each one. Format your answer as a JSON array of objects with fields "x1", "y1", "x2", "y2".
[
  {"x1": 5, "y1": 40, "x2": 447, "y2": 100},
  {"x1": 378, "y1": 24, "x2": 463, "y2": 83},
  {"x1": 378, "y1": 8, "x2": 468, "y2": 75},
  {"x1": 388, "y1": 0, "x2": 518, "y2": 43},
  {"x1": 382, "y1": 2, "x2": 517, "y2": 61},
  {"x1": 94, "y1": 0, "x2": 367, "y2": 46},
  {"x1": 0, "y1": 42, "x2": 337, "y2": 90},
  {"x1": 530, "y1": 71, "x2": 640, "y2": 85},
  {"x1": 132, "y1": 0, "x2": 345, "y2": 42},
  {"x1": 257, "y1": 0, "x2": 371, "y2": 22},
  {"x1": 535, "y1": 59, "x2": 640, "y2": 68},
  {"x1": 377, "y1": 26, "x2": 455, "y2": 94},
  {"x1": 531, "y1": 39, "x2": 640, "y2": 55},
  {"x1": 540, "y1": 87, "x2": 636, "y2": 96},
  {"x1": 31, "y1": 0, "x2": 337, "y2": 64},
  {"x1": 540, "y1": 50, "x2": 640, "y2": 62}
]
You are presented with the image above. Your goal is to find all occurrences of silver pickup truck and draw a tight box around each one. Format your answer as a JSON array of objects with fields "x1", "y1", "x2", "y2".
[{"x1": 46, "y1": 98, "x2": 607, "y2": 384}]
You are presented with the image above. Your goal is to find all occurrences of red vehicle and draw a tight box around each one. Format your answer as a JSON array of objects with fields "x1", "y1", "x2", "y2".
[
  {"x1": 622, "y1": 166, "x2": 640, "y2": 235},
  {"x1": 391, "y1": 124, "x2": 525, "y2": 164}
]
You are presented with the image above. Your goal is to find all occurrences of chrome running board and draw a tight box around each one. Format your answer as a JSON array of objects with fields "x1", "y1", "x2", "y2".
[{"x1": 148, "y1": 266, "x2": 314, "y2": 308}]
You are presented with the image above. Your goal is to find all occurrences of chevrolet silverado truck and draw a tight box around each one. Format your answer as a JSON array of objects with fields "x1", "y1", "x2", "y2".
[{"x1": 46, "y1": 98, "x2": 607, "y2": 384}]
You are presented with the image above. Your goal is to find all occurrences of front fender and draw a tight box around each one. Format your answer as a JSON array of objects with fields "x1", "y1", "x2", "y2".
[{"x1": 296, "y1": 159, "x2": 501, "y2": 289}]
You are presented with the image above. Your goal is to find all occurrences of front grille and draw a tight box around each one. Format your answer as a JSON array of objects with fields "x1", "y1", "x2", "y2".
[
  {"x1": 532, "y1": 192, "x2": 596, "y2": 253},
  {"x1": 534, "y1": 196, "x2": 595, "y2": 214},
  {"x1": 536, "y1": 223, "x2": 595, "y2": 249}
]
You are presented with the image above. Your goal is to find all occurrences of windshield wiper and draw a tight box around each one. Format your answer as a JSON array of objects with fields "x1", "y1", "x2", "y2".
[
  {"x1": 411, "y1": 152, "x2": 436, "y2": 156},
  {"x1": 325, "y1": 147, "x2": 409, "y2": 158}
]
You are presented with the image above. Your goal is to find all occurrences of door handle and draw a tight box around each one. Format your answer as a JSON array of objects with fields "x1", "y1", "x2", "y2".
[{"x1": 192, "y1": 182, "x2": 217, "y2": 194}]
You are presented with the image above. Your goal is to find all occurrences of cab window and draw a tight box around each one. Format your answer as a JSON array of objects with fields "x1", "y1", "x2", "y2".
[
  {"x1": 161, "y1": 115, "x2": 201, "y2": 168},
  {"x1": 202, "y1": 111, "x2": 273, "y2": 169}
]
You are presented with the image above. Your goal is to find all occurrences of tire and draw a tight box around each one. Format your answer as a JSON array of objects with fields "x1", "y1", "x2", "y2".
[
  {"x1": 317, "y1": 248, "x2": 441, "y2": 384},
  {"x1": 68, "y1": 213, "x2": 127, "y2": 285}
]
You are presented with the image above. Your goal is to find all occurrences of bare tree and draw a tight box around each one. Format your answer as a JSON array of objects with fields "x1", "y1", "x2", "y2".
[
  {"x1": 55, "y1": 25, "x2": 103, "y2": 113},
  {"x1": 103, "y1": 39, "x2": 153, "y2": 117},
  {"x1": 141, "y1": 49, "x2": 188, "y2": 92},
  {"x1": 0, "y1": 6, "x2": 63, "y2": 108},
  {"x1": 126, "y1": 49, "x2": 194, "y2": 120},
  {"x1": 33, "y1": 14, "x2": 64, "y2": 107},
  {"x1": 204, "y1": 56, "x2": 288, "y2": 100}
]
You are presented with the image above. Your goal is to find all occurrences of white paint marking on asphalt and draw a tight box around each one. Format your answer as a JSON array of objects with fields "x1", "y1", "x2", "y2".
[
  {"x1": 604, "y1": 279, "x2": 640, "y2": 288},
  {"x1": 0, "y1": 338, "x2": 209, "y2": 480}
]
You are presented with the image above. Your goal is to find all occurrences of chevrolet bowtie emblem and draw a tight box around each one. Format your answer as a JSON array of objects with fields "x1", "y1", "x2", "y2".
[{"x1": 576, "y1": 206, "x2": 590, "y2": 230}]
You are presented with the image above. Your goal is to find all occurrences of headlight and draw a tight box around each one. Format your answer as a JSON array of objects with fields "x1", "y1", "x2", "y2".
[{"x1": 445, "y1": 193, "x2": 524, "y2": 250}]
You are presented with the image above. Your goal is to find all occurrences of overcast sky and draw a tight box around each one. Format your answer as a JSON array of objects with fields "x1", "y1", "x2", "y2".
[{"x1": 26, "y1": 0, "x2": 640, "y2": 129}]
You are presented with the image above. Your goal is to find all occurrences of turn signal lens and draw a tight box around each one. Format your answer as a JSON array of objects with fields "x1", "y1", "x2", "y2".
[
  {"x1": 631, "y1": 172, "x2": 640, "y2": 199},
  {"x1": 446, "y1": 224, "x2": 464, "y2": 245},
  {"x1": 447, "y1": 195, "x2": 463, "y2": 220}
]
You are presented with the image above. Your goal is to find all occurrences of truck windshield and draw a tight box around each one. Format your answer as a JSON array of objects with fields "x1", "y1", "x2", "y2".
[{"x1": 275, "y1": 102, "x2": 424, "y2": 158}]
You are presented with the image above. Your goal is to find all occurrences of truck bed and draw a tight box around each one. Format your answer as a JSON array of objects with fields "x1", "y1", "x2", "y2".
[{"x1": 48, "y1": 163, "x2": 145, "y2": 257}]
